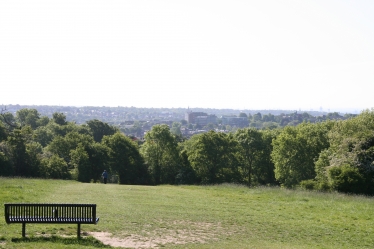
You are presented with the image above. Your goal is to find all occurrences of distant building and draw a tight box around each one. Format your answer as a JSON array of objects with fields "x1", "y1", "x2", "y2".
[
  {"x1": 221, "y1": 116, "x2": 249, "y2": 127},
  {"x1": 195, "y1": 114, "x2": 217, "y2": 126},
  {"x1": 185, "y1": 111, "x2": 207, "y2": 124},
  {"x1": 185, "y1": 111, "x2": 217, "y2": 125}
]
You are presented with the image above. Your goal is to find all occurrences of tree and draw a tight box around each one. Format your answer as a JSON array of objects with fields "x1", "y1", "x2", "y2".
[
  {"x1": 0, "y1": 121, "x2": 7, "y2": 142},
  {"x1": 313, "y1": 149, "x2": 331, "y2": 190},
  {"x1": 175, "y1": 147, "x2": 197, "y2": 184},
  {"x1": 6, "y1": 127, "x2": 33, "y2": 176},
  {"x1": 126, "y1": 121, "x2": 143, "y2": 137},
  {"x1": 46, "y1": 131, "x2": 94, "y2": 165},
  {"x1": 234, "y1": 128, "x2": 263, "y2": 186},
  {"x1": 262, "y1": 122, "x2": 278, "y2": 130},
  {"x1": 252, "y1": 113, "x2": 262, "y2": 122},
  {"x1": 328, "y1": 164, "x2": 365, "y2": 194},
  {"x1": 185, "y1": 131, "x2": 239, "y2": 184},
  {"x1": 70, "y1": 144, "x2": 91, "y2": 182},
  {"x1": 86, "y1": 119, "x2": 117, "y2": 142},
  {"x1": 47, "y1": 120, "x2": 91, "y2": 138},
  {"x1": 271, "y1": 122, "x2": 331, "y2": 187},
  {"x1": 203, "y1": 123, "x2": 215, "y2": 131},
  {"x1": 0, "y1": 143, "x2": 13, "y2": 176},
  {"x1": 37, "y1": 116, "x2": 50, "y2": 127},
  {"x1": 84, "y1": 142, "x2": 110, "y2": 182},
  {"x1": 41, "y1": 154, "x2": 70, "y2": 179},
  {"x1": 323, "y1": 109, "x2": 374, "y2": 194},
  {"x1": 170, "y1": 122, "x2": 182, "y2": 137},
  {"x1": 16, "y1": 108, "x2": 41, "y2": 129},
  {"x1": 262, "y1": 113, "x2": 275, "y2": 122},
  {"x1": 25, "y1": 141, "x2": 43, "y2": 177},
  {"x1": 33, "y1": 126, "x2": 54, "y2": 147},
  {"x1": 255, "y1": 129, "x2": 278, "y2": 185},
  {"x1": 141, "y1": 125, "x2": 180, "y2": 184},
  {"x1": 52, "y1": 112, "x2": 67, "y2": 125},
  {"x1": 103, "y1": 132, "x2": 147, "y2": 184},
  {"x1": 45, "y1": 127, "x2": 110, "y2": 183},
  {"x1": 0, "y1": 111, "x2": 18, "y2": 130},
  {"x1": 1, "y1": 109, "x2": 44, "y2": 177}
]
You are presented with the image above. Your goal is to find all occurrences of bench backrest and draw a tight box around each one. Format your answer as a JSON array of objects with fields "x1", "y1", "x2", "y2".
[{"x1": 4, "y1": 203, "x2": 97, "y2": 224}]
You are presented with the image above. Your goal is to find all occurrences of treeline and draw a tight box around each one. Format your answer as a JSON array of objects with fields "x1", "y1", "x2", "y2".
[{"x1": 1, "y1": 108, "x2": 374, "y2": 195}]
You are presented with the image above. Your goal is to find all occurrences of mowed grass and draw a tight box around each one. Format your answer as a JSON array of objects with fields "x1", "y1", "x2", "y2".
[{"x1": 1, "y1": 178, "x2": 374, "y2": 249}]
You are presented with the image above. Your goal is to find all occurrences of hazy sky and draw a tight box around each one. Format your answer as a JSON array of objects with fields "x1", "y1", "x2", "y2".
[{"x1": 1, "y1": 1, "x2": 374, "y2": 112}]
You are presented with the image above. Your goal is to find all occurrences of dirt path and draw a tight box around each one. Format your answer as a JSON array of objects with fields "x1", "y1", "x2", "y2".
[{"x1": 90, "y1": 220, "x2": 235, "y2": 248}]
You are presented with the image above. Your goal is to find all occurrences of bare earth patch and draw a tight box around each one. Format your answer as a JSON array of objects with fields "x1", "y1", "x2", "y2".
[
  {"x1": 0, "y1": 241, "x2": 7, "y2": 249},
  {"x1": 90, "y1": 220, "x2": 237, "y2": 248}
]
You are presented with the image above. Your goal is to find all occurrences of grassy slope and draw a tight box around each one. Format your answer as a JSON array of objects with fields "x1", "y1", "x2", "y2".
[{"x1": 1, "y1": 178, "x2": 374, "y2": 249}]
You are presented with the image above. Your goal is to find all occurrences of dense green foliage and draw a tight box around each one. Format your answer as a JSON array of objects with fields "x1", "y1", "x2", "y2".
[
  {"x1": 272, "y1": 122, "x2": 332, "y2": 187},
  {"x1": 184, "y1": 131, "x2": 240, "y2": 184},
  {"x1": 1, "y1": 108, "x2": 374, "y2": 194},
  {"x1": 141, "y1": 124, "x2": 180, "y2": 184}
]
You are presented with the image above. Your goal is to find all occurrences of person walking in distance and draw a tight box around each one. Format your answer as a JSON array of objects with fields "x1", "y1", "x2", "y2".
[{"x1": 102, "y1": 170, "x2": 108, "y2": 184}]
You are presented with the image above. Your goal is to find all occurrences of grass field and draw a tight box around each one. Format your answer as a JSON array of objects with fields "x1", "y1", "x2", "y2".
[{"x1": 1, "y1": 178, "x2": 374, "y2": 249}]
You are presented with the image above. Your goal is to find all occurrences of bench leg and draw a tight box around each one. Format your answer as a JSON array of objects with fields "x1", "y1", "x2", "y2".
[
  {"x1": 22, "y1": 223, "x2": 26, "y2": 237},
  {"x1": 77, "y1": 223, "x2": 81, "y2": 239}
]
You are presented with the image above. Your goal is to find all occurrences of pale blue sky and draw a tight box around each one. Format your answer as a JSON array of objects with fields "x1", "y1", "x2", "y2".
[{"x1": 1, "y1": 0, "x2": 373, "y2": 113}]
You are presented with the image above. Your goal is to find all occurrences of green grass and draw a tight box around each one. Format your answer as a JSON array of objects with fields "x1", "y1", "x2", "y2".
[{"x1": 1, "y1": 178, "x2": 374, "y2": 248}]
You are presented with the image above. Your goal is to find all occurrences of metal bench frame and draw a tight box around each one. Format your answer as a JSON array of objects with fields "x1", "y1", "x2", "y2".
[{"x1": 4, "y1": 203, "x2": 99, "y2": 238}]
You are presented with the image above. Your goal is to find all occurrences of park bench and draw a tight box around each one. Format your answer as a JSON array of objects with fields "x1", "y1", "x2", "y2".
[{"x1": 4, "y1": 203, "x2": 99, "y2": 238}]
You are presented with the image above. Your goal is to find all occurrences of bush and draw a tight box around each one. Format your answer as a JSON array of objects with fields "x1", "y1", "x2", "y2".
[
  {"x1": 40, "y1": 155, "x2": 71, "y2": 179},
  {"x1": 315, "y1": 181, "x2": 331, "y2": 191},
  {"x1": 300, "y1": 179, "x2": 317, "y2": 190},
  {"x1": 328, "y1": 164, "x2": 365, "y2": 194},
  {"x1": 0, "y1": 151, "x2": 13, "y2": 176},
  {"x1": 300, "y1": 179, "x2": 331, "y2": 192},
  {"x1": 175, "y1": 167, "x2": 196, "y2": 185}
]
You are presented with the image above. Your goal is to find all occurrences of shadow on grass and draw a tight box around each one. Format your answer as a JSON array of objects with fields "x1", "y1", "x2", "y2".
[{"x1": 11, "y1": 235, "x2": 112, "y2": 248}]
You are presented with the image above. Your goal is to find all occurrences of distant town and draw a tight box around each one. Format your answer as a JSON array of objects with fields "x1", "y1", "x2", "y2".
[{"x1": 2, "y1": 104, "x2": 357, "y2": 139}]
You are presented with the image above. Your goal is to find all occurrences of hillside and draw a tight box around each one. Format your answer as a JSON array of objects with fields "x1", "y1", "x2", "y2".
[{"x1": 1, "y1": 178, "x2": 374, "y2": 248}]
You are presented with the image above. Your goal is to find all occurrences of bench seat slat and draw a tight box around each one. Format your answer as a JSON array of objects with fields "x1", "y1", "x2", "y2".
[
  {"x1": 8, "y1": 217, "x2": 95, "y2": 223},
  {"x1": 5, "y1": 204, "x2": 97, "y2": 224}
]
